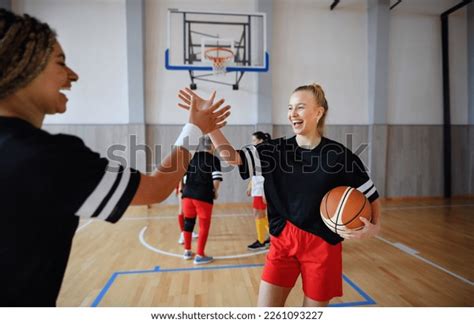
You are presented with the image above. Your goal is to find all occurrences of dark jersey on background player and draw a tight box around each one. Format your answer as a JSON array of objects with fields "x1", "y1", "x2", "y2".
[
  {"x1": 182, "y1": 151, "x2": 223, "y2": 204},
  {"x1": 181, "y1": 137, "x2": 223, "y2": 265}
]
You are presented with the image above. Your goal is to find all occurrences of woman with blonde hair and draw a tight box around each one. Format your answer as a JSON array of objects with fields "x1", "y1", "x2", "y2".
[{"x1": 178, "y1": 83, "x2": 381, "y2": 307}]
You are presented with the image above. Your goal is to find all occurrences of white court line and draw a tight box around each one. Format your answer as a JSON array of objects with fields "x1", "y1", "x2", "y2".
[
  {"x1": 139, "y1": 226, "x2": 268, "y2": 260},
  {"x1": 76, "y1": 219, "x2": 93, "y2": 233},
  {"x1": 123, "y1": 213, "x2": 252, "y2": 221},
  {"x1": 130, "y1": 203, "x2": 474, "y2": 222},
  {"x1": 376, "y1": 236, "x2": 474, "y2": 286}
]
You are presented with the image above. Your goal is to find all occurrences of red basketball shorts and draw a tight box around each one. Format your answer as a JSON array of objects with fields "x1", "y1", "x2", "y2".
[
  {"x1": 262, "y1": 221, "x2": 343, "y2": 302},
  {"x1": 252, "y1": 196, "x2": 267, "y2": 210}
]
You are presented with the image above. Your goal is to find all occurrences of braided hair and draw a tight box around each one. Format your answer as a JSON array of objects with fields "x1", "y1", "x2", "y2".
[{"x1": 0, "y1": 9, "x2": 56, "y2": 100}]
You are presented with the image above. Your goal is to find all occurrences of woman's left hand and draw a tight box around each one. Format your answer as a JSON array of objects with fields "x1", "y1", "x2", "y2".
[{"x1": 339, "y1": 217, "x2": 380, "y2": 240}]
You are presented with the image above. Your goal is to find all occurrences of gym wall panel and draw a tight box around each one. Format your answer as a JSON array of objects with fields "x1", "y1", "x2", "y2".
[
  {"x1": 469, "y1": 125, "x2": 474, "y2": 195},
  {"x1": 451, "y1": 126, "x2": 471, "y2": 196},
  {"x1": 386, "y1": 126, "x2": 444, "y2": 197},
  {"x1": 43, "y1": 124, "x2": 147, "y2": 173},
  {"x1": 42, "y1": 123, "x2": 470, "y2": 200}
]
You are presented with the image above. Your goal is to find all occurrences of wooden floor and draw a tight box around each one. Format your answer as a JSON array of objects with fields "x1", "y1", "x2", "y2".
[{"x1": 57, "y1": 199, "x2": 474, "y2": 307}]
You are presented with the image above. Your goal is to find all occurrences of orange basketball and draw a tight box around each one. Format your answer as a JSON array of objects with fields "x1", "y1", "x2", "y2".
[{"x1": 320, "y1": 186, "x2": 372, "y2": 236}]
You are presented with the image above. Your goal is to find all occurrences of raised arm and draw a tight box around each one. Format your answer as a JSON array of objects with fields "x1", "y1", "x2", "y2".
[
  {"x1": 131, "y1": 96, "x2": 231, "y2": 205},
  {"x1": 178, "y1": 88, "x2": 242, "y2": 166},
  {"x1": 130, "y1": 147, "x2": 190, "y2": 205},
  {"x1": 208, "y1": 129, "x2": 242, "y2": 166}
]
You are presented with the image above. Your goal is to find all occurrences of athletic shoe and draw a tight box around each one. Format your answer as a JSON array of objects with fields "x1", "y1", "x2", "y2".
[
  {"x1": 264, "y1": 238, "x2": 271, "y2": 247},
  {"x1": 178, "y1": 232, "x2": 185, "y2": 244},
  {"x1": 193, "y1": 255, "x2": 214, "y2": 265},
  {"x1": 192, "y1": 231, "x2": 199, "y2": 240},
  {"x1": 183, "y1": 249, "x2": 193, "y2": 260},
  {"x1": 247, "y1": 240, "x2": 267, "y2": 251}
]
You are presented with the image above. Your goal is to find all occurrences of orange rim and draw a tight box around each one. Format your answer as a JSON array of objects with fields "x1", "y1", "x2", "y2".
[{"x1": 204, "y1": 47, "x2": 234, "y2": 64}]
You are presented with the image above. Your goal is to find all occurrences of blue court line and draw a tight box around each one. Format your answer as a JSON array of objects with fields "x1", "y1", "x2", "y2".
[{"x1": 91, "y1": 264, "x2": 375, "y2": 307}]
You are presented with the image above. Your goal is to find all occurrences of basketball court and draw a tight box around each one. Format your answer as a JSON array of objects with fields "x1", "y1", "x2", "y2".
[
  {"x1": 55, "y1": 199, "x2": 474, "y2": 307},
  {"x1": 3, "y1": 0, "x2": 474, "y2": 309}
]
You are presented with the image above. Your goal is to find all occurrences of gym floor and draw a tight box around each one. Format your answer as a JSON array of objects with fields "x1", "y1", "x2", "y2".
[{"x1": 57, "y1": 199, "x2": 474, "y2": 307}]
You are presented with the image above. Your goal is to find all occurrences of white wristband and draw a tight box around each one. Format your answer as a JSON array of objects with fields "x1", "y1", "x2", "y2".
[{"x1": 174, "y1": 123, "x2": 203, "y2": 156}]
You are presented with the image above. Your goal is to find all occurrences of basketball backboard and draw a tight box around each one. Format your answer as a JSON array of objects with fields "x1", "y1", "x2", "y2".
[{"x1": 165, "y1": 9, "x2": 269, "y2": 89}]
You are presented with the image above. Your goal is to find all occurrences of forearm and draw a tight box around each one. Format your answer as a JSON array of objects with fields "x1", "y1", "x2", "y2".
[
  {"x1": 213, "y1": 180, "x2": 221, "y2": 192},
  {"x1": 209, "y1": 129, "x2": 242, "y2": 165},
  {"x1": 370, "y1": 199, "x2": 381, "y2": 225},
  {"x1": 131, "y1": 147, "x2": 192, "y2": 205}
]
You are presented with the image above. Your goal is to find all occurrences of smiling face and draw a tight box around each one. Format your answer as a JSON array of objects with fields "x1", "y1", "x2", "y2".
[
  {"x1": 288, "y1": 90, "x2": 325, "y2": 136},
  {"x1": 17, "y1": 41, "x2": 78, "y2": 115}
]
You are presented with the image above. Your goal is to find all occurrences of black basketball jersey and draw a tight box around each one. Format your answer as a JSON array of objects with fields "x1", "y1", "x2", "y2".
[
  {"x1": 182, "y1": 151, "x2": 223, "y2": 204},
  {"x1": 0, "y1": 117, "x2": 140, "y2": 306},
  {"x1": 238, "y1": 136, "x2": 379, "y2": 245}
]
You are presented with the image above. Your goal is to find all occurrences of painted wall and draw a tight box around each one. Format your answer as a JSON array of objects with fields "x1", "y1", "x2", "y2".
[
  {"x1": 13, "y1": 0, "x2": 130, "y2": 124},
  {"x1": 388, "y1": 1, "x2": 468, "y2": 125},
  {"x1": 272, "y1": 0, "x2": 369, "y2": 125}
]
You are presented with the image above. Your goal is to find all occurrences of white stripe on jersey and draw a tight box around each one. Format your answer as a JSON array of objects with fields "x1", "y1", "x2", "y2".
[
  {"x1": 75, "y1": 162, "x2": 119, "y2": 218},
  {"x1": 365, "y1": 186, "x2": 377, "y2": 199},
  {"x1": 243, "y1": 147, "x2": 254, "y2": 177},
  {"x1": 212, "y1": 171, "x2": 223, "y2": 179},
  {"x1": 357, "y1": 179, "x2": 374, "y2": 193},
  {"x1": 97, "y1": 167, "x2": 131, "y2": 221},
  {"x1": 247, "y1": 145, "x2": 262, "y2": 176}
]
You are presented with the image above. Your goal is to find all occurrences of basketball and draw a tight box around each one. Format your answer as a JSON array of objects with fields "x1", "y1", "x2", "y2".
[{"x1": 320, "y1": 186, "x2": 372, "y2": 235}]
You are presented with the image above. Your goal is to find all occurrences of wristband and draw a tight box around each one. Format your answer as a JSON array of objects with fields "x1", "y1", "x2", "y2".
[{"x1": 174, "y1": 123, "x2": 203, "y2": 156}]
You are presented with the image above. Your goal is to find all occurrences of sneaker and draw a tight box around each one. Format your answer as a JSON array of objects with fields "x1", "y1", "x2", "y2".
[
  {"x1": 264, "y1": 238, "x2": 271, "y2": 247},
  {"x1": 178, "y1": 232, "x2": 185, "y2": 244},
  {"x1": 193, "y1": 255, "x2": 214, "y2": 265},
  {"x1": 192, "y1": 231, "x2": 199, "y2": 240},
  {"x1": 247, "y1": 240, "x2": 267, "y2": 251},
  {"x1": 183, "y1": 249, "x2": 193, "y2": 260}
]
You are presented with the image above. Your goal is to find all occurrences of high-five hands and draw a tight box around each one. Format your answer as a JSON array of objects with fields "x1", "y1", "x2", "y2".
[
  {"x1": 178, "y1": 88, "x2": 224, "y2": 114},
  {"x1": 182, "y1": 88, "x2": 230, "y2": 134}
]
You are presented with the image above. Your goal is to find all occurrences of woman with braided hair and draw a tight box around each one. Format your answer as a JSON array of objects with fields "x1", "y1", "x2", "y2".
[{"x1": 0, "y1": 8, "x2": 230, "y2": 306}]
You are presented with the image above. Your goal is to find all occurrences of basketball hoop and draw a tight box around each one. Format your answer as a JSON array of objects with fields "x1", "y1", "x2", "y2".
[{"x1": 204, "y1": 47, "x2": 234, "y2": 75}]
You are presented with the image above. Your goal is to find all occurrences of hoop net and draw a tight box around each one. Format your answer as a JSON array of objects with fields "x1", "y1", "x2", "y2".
[{"x1": 204, "y1": 47, "x2": 234, "y2": 75}]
